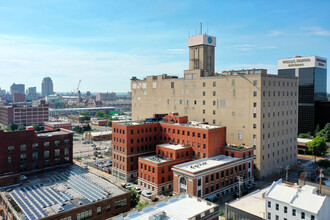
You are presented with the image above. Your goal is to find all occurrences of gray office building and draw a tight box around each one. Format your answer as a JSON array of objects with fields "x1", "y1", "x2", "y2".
[
  {"x1": 41, "y1": 77, "x2": 54, "y2": 97},
  {"x1": 278, "y1": 56, "x2": 328, "y2": 134},
  {"x1": 10, "y1": 83, "x2": 25, "y2": 95}
]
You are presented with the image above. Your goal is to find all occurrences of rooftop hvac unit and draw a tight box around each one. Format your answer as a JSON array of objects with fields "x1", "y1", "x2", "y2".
[{"x1": 148, "y1": 211, "x2": 166, "y2": 220}]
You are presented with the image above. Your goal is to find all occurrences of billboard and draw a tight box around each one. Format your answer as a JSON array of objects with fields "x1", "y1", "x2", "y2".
[{"x1": 278, "y1": 56, "x2": 327, "y2": 69}]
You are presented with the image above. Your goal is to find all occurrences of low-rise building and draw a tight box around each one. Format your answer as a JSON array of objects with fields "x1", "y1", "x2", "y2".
[
  {"x1": 0, "y1": 129, "x2": 73, "y2": 188},
  {"x1": 266, "y1": 179, "x2": 330, "y2": 220},
  {"x1": 83, "y1": 131, "x2": 112, "y2": 141},
  {"x1": 114, "y1": 193, "x2": 218, "y2": 220},
  {"x1": 225, "y1": 179, "x2": 330, "y2": 220},
  {"x1": 90, "y1": 119, "x2": 108, "y2": 126},
  {"x1": 0, "y1": 100, "x2": 49, "y2": 126},
  {"x1": 0, "y1": 165, "x2": 130, "y2": 220},
  {"x1": 172, "y1": 147, "x2": 254, "y2": 199},
  {"x1": 44, "y1": 121, "x2": 72, "y2": 131},
  {"x1": 138, "y1": 143, "x2": 192, "y2": 195}
]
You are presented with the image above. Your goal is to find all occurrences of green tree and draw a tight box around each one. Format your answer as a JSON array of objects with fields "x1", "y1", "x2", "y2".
[
  {"x1": 307, "y1": 136, "x2": 327, "y2": 156},
  {"x1": 6, "y1": 123, "x2": 18, "y2": 131},
  {"x1": 18, "y1": 125, "x2": 26, "y2": 131},
  {"x1": 298, "y1": 132, "x2": 312, "y2": 139},
  {"x1": 31, "y1": 124, "x2": 41, "y2": 131},
  {"x1": 219, "y1": 210, "x2": 224, "y2": 216},
  {"x1": 83, "y1": 124, "x2": 92, "y2": 132},
  {"x1": 315, "y1": 124, "x2": 321, "y2": 134},
  {"x1": 128, "y1": 188, "x2": 140, "y2": 208},
  {"x1": 317, "y1": 159, "x2": 330, "y2": 168},
  {"x1": 74, "y1": 126, "x2": 83, "y2": 134},
  {"x1": 316, "y1": 123, "x2": 330, "y2": 142},
  {"x1": 95, "y1": 111, "x2": 105, "y2": 118},
  {"x1": 107, "y1": 120, "x2": 112, "y2": 127}
]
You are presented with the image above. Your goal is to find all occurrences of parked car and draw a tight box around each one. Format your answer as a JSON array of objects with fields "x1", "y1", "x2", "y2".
[
  {"x1": 142, "y1": 190, "x2": 155, "y2": 200},
  {"x1": 105, "y1": 148, "x2": 110, "y2": 153},
  {"x1": 81, "y1": 165, "x2": 88, "y2": 170},
  {"x1": 91, "y1": 144, "x2": 96, "y2": 147},
  {"x1": 97, "y1": 154, "x2": 103, "y2": 158},
  {"x1": 82, "y1": 141, "x2": 87, "y2": 144},
  {"x1": 134, "y1": 187, "x2": 142, "y2": 194}
]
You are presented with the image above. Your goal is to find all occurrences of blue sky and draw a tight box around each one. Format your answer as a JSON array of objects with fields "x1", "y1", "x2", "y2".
[{"x1": 0, "y1": 0, "x2": 329, "y2": 93}]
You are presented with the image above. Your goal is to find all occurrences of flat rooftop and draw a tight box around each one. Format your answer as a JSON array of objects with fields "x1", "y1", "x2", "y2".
[
  {"x1": 227, "y1": 187, "x2": 268, "y2": 219},
  {"x1": 2, "y1": 164, "x2": 127, "y2": 220},
  {"x1": 113, "y1": 194, "x2": 218, "y2": 220},
  {"x1": 44, "y1": 121, "x2": 71, "y2": 125},
  {"x1": 37, "y1": 130, "x2": 73, "y2": 137},
  {"x1": 173, "y1": 155, "x2": 240, "y2": 173},
  {"x1": 141, "y1": 155, "x2": 171, "y2": 164},
  {"x1": 158, "y1": 143, "x2": 188, "y2": 150}
]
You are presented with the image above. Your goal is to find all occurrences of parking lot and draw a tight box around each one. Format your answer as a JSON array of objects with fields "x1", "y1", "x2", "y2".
[{"x1": 73, "y1": 134, "x2": 112, "y2": 159}]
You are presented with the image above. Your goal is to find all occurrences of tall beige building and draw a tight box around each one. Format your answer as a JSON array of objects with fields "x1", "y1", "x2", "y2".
[{"x1": 131, "y1": 34, "x2": 298, "y2": 179}]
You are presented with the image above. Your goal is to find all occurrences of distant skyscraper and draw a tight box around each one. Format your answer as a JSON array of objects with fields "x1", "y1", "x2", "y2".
[
  {"x1": 41, "y1": 77, "x2": 54, "y2": 97},
  {"x1": 278, "y1": 56, "x2": 327, "y2": 134},
  {"x1": 26, "y1": 87, "x2": 37, "y2": 102},
  {"x1": 10, "y1": 83, "x2": 25, "y2": 95}
]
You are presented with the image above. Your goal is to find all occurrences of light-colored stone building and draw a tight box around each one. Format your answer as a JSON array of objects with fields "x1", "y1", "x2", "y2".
[{"x1": 131, "y1": 34, "x2": 298, "y2": 179}]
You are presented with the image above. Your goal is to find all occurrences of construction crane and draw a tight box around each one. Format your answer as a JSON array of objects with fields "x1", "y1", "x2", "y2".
[{"x1": 65, "y1": 80, "x2": 81, "y2": 108}]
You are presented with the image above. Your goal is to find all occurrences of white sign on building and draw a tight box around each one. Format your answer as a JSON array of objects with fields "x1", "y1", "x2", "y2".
[{"x1": 278, "y1": 56, "x2": 327, "y2": 70}]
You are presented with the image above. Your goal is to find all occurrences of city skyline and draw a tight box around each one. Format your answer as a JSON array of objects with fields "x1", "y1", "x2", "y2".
[{"x1": 0, "y1": 0, "x2": 329, "y2": 92}]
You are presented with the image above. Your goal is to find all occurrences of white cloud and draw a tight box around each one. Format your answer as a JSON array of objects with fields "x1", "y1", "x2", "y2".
[
  {"x1": 268, "y1": 30, "x2": 283, "y2": 37},
  {"x1": 0, "y1": 35, "x2": 186, "y2": 92},
  {"x1": 302, "y1": 26, "x2": 330, "y2": 37},
  {"x1": 165, "y1": 49, "x2": 187, "y2": 54}
]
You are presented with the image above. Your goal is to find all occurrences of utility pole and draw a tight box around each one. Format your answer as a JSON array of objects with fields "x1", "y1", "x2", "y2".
[
  {"x1": 319, "y1": 169, "x2": 324, "y2": 195},
  {"x1": 285, "y1": 166, "x2": 290, "y2": 182},
  {"x1": 237, "y1": 176, "x2": 243, "y2": 198}
]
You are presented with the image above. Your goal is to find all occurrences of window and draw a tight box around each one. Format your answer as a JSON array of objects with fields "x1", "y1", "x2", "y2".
[
  {"x1": 55, "y1": 141, "x2": 60, "y2": 146},
  {"x1": 311, "y1": 215, "x2": 315, "y2": 220},
  {"x1": 213, "y1": 81, "x2": 216, "y2": 87},
  {"x1": 238, "y1": 131, "x2": 243, "y2": 140},
  {"x1": 77, "y1": 210, "x2": 92, "y2": 220},
  {"x1": 8, "y1": 146, "x2": 15, "y2": 153},
  {"x1": 253, "y1": 80, "x2": 257, "y2": 86},
  {"x1": 20, "y1": 154, "x2": 27, "y2": 161},
  {"x1": 97, "y1": 207, "x2": 101, "y2": 215},
  {"x1": 115, "y1": 199, "x2": 127, "y2": 209},
  {"x1": 44, "y1": 151, "x2": 50, "y2": 159},
  {"x1": 198, "y1": 179, "x2": 201, "y2": 186},
  {"x1": 64, "y1": 147, "x2": 70, "y2": 155},
  {"x1": 213, "y1": 91, "x2": 216, "y2": 96},
  {"x1": 64, "y1": 139, "x2": 70, "y2": 145},
  {"x1": 253, "y1": 124, "x2": 256, "y2": 129},
  {"x1": 301, "y1": 212, "x2": 305, "y2": 219},
  {"x1": 32, "y1": 152, "x2": 38, "y2": 160},
  {"x1": 44, "y1": 142, "x2": 50, "y2": 148},
  {"x1": 284, "y1": 206, "x2": 287, "y2": 213},
  {"x1": 268, "y1": 201, "x2": 271, "y2": 208},
  {"x1": 203, "y1": 82, "x2": 206, "y2": 87},
  {"x1": 275, "y1": 203, "x2": 279, "y2": 210},
  {"x1": 267, "y1": 212, "x2": 271, "y2": 220},
  {"x1": 106, "y1": 204, "x2": 111, "y2": 212},
  {"x1": 20, "y1": 144, "x2": 27, "y2": 151},
  {"x1": 8, "y1": 156, "x2": 12, "y2": 164},
  {"x1": 253, "y1": 91, "x2": 257, "y2": 97},
  {"x1": 292, "y1": 209, "x2": 296, "y2": 216}
]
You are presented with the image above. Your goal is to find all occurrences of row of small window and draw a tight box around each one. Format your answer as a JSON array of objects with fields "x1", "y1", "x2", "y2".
[
  {"x1": 113, "y1": 162, "x2": 125, "y2": 171},
  {"x1": 263, "y1": 100, "x2": 297, "y2": 107},
  {"x1": 160, "y1": 127, "x2": 207, "y2": 139},
  {"x1": 127, "y1": 127, "x2": 157, "y2": 135},
  {"x1": 262, "y1": 154, "x2": 296, "y2": 161},
  {"x1": 8, "y1": 149, "x2": 70, "y2": 163},
  {"x1": 263, "y1": 132, "x2": 296, "y2": 141},
  {"x1": 140, "y1": 173, "x2": 171, "y2": 183},
  {"x1": 200, "y1": 165, "x2": 248, "y2": 185},
  {"x1": 129, "y1": 136, "x2": 156, "y2": 144},
  {"x1": 139, "y1": 181, "x2": 171, "y2": 192},
  {"x1": 75, "y1": 199, "x2": 127, "y2": 220},
  {"x1": 267, "y1": 201, "x2": 314, "y2": 219},
  {"x1": 18, "y1": 157, "x2": 70, "y2": 171},
  {"x1": 140, "y1": 163, "x2": 171, "y2": 173},
  {"x1": 158, "y1": 149, "x2": 190, "y2": 159},
  {"x1": 113, "y1": 137, "x2": 126, "y2": 144},
  {"x1": 113, "y1": 128, "x2": 126, "y2": 134},
  {"x1": 7, "y1": 140, "x2": 70, "y2": 153},
  {"x1": 263, "y1": 90, "x2": 297, "y2": 97},
  {"x1": 263, "y1": 121, "x2": 297, "y2": 131},
  {"x1": 263, "y1": 80, "x2": 297, "y2": 87},
  {"x1": 160, "y1": 136, "x2": 207, "y2": 149}
]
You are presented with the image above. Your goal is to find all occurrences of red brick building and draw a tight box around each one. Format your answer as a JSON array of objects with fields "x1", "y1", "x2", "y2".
[
  {"x1": 112, "y1": 113, "x2": 226, "y2": 182},
  {"x1": 138, "y1": 143, "x2": 192, "y2": 194},
  {"x1": 44, "y1": 121, "x2": 73, "y2": 131},
  {"x1": 0, "y1": 128, "x2": 73, "y2": 187}
]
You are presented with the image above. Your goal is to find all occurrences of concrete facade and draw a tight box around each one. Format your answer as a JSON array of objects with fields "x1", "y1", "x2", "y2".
[{"x1": 131, "y1": 34, "x2": 298, "y2": 179}]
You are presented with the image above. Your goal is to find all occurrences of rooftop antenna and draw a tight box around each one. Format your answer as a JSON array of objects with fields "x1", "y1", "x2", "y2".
[{"x1": 200, "y1": 22, "x2": 202, "y2": 35}]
